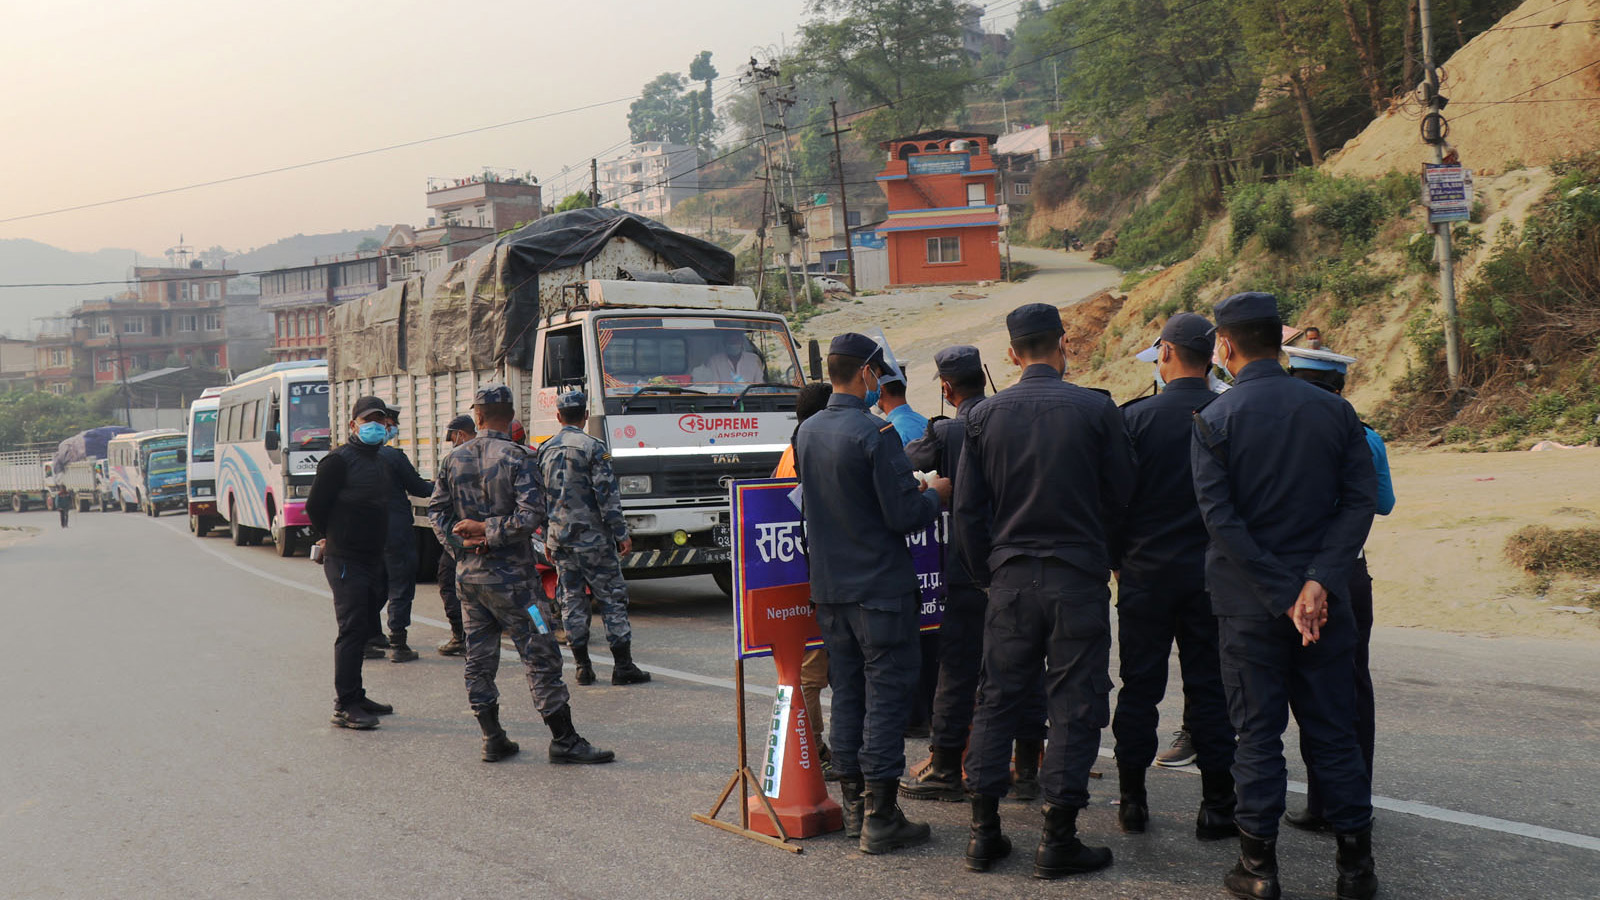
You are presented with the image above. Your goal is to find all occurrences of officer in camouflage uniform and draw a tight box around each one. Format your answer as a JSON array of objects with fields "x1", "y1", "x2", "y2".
[
  {"x1": 536, "y1": 389, "x2": 651, "y2": 687},
  {"x1": 428, "y1": 384, "x2": 614, "y2": 765}
]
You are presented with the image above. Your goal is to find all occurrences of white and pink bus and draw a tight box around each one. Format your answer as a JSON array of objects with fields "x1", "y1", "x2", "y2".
[{"x1": 215, "y1": 362, "x2": 330, "y2": 556}]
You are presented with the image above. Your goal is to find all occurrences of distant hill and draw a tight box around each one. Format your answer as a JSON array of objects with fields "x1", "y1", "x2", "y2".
[{"x1": 0, "y1": 226, "x2": 390, "y2": 339}]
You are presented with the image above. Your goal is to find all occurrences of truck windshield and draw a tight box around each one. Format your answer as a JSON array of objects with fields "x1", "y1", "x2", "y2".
[
  {"x1": 597, "y1": 317, "x2": 802, "y2": 396},
  {"x1": 287, "y1": 383, "x2": 331, "y2": 450},
  {"x1": 146, "y1": 452, "x2": 186, "y2": 487},
  {"x1": 190, "y1": 410, "x2": 217, "y2": 462}
]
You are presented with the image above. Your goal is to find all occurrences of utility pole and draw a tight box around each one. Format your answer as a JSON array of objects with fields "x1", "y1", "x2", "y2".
[
  {"x1": 754, "y1": 176, "x2": 771, "y2": 306},
  {"x1": 1419, "y1": 0, "x2": 1463, "y2": 392},
  {"x1": 826, "y1": 99, "x2": 857, "y2": 293},
  {"x1": 749, "y1": 59, "x2": 796, "y2": 311},
  {"x1": 769, "y1": 85, "x2": 813, "y2": 307},
  {"x1": 590, "y1": 158, "x2": 600, "y2": 208},
  {"x1": 114, "y1": 330, "x2": 132, "y2": 427}
]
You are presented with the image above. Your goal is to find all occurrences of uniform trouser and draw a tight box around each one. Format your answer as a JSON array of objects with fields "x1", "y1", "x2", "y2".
[
  {"x1": 908, "y1": 632, "x2": 940, "y2": 729},
  {"x1": 382, "y1": 536, "x2": 418, "y2": 635},
  {"x1": 800, "y1": 647, "x2": 829, "y2": 744},
  {"x1": 1302, "y1": 556, "x2": 1375, "y2": 816},
  {"x1": 1112, "y1": 580, "x2": 1234, "y2": 773},
  {"x1": 553, "y1": 544, "x2": 632, "y2": 649},
  {"x1": 815, "y1": 594, "x2": 921, "y2": 781},
  {"x1": 1219, "y1": 598, "x2": 1371, "y2": 837},
  {"x1": 437, "y1": 550, "x2": 461, "y2": 630},
  {"x1": 324, "y1": 554, "x2": 386, "y2": 708},
  {"x1": 930, "y1": 583, "x2": 1047, "y2": 752},
  {"x1": 966, "y1": 558, "x2": 1112, "y2": 806},
  {"x1": 459, "y1": 580, "x2": 570, "y2": 717}
]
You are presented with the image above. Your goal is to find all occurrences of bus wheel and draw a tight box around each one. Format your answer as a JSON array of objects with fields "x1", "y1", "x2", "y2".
[
  {"x1": 230, "y1": 503, "x2": 250, "y2": 547},
  {"x1": 122, "y1": 497, "x2": 135, "y2": 513},
  {"x1": 274, "y1": 518, "x2": 297, "y2": 558}
]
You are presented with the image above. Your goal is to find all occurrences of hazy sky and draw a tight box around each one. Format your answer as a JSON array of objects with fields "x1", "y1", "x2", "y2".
[{"x1": 0, "y1": 0, "x2": 812, "y2": 257}]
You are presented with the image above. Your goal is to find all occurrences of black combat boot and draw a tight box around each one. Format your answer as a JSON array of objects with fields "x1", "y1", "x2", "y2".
[
  {"x1": 610, "y1": 641, "x2": 652, "y2": 685},
  {"x1": 860, "y1": 779, "x2": 931, "y2": 854},
  {"x1": 363, "y1": 635, "x2": 386, "y2": 660},
  {"x1": 355, "y1": 695, "x2": 393, "y2": 716},
  {"x1": 1118, "y1": 764, "x2": 1149, "y2": 833},
  {"x1": 1335, "y1": 828, "x2": 1379, "y2": 900},
  {"x1": 966, "y1": 794, "x2": 1012, "y2": 872},
  {"x1": 1034, "y1": 804, "x2": 1113, "y2": 879},
  {"x1": 331, "y1": 705, "x2": 379, "y2": 730},
  {"x1": 474, "y1": 703, "x2": 520, "y2": 762},
  {"x1": 570, "y1": 644, "x2": 596, "y2": 685},
  {"x1": 1224, "y1": 830, "x2": 1281, "y2": 900},
  {"x1": 1011, "y1": 739, "x2": 1044, "y2": 802},
  {"x1": 437, "y1": 622, "x2": 465, "y2": 656},
  {"x1": 389, "y1": 629, "x2": 418, "y2": 663},
  {"x1": 1285, "y1": 805, "x2": 1334, "y2": 833},
  {"x1": 839, "y1": 774, "x2": 866, "y2": 838},
  {"x1": 901, "y1": 745, "x2": 966, "y2": 801},
  {"x1": 544, "y1": 706, "x2": 616, "y2": 764},
  {"x1": 1197, "y1": 769, "x2": 1238, "y2": 841}
]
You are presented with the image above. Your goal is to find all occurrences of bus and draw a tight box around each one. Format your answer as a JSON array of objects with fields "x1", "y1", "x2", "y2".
[
  {"x1": 216, "y1": 362, "x2": 330, "y2": 556},
  {"x1": 105, "y1": 430, "x2": 187, "y2": 515},
  {"x1": 186, "y1": 386, "x2": 224, "y2": 536}
]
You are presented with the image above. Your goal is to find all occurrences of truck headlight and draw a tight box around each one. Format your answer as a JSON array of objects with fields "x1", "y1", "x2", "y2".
[{"x1": 619, "y1": 475, "x2": 652, "y2": 496}]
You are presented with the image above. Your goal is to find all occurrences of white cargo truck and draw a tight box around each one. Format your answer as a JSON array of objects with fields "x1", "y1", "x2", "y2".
[
  {"x1": 62, "y1": 459, "x2": 113, "y2": 512},
  {"x1": 0, "y1": 451, "x2": 51, "y2": 513},
  {"x1": 328, "y1": 209, "x2": 807, "y2": 591}
]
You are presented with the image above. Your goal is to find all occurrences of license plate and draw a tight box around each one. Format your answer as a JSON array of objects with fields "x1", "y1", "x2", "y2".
[
  {"x1": 713, "y1": 524, "x2": 731, "y2": 548},
  {"x1": 701, "y1": 548, "x2": 730, "y2": 564}
]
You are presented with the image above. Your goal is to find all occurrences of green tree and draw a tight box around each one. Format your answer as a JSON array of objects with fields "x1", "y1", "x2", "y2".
[
  {"x1": 0, "y1": 391, "x2": 117, "y2": 452},
  {"x1": 798, "y1": 0, "x2": 971, "y2": 143},
  {"x1": 627, "y1": 53, "x2": 723, "y2": 156},
  {"x1": 356, "y1": 236, "x2": 381, "y2": 252},
  {"x1": 552, "y1": 191, "x2": 593, "y2": 214}
]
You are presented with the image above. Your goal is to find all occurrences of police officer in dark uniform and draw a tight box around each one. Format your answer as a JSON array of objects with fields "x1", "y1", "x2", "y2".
[
  {"x1": 796, "y1": 332, "x2": 950, "y2": 855},
  {"x1": 956, "y1": 303, "x2": 1136, "y2": 878},
  {"x1": 1110, "y1": 312, "x2": 1236, "y2": 840},
  {"x1": 900, "y1": 346, "x2": 1048, "y2": 805},
  {"x1": 1192, "y1": 292, "x2": 1379, "y2": 900}
]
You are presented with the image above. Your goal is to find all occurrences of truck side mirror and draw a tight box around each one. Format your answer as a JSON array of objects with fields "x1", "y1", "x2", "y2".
[
  {"x1": 177, "y1": 449, "x2": 187, "y2": 464},
  {"x1": 264, "y1": 431, "x2": 280, "y2": 452},
  {"x1": 808, "y1": 339, "x2": 822, "y2": 382}
]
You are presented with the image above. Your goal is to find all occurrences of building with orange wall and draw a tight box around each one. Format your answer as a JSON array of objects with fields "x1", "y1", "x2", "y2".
[{"x1": 875, "y1": 130, "x2": 1002, "y2": 287}]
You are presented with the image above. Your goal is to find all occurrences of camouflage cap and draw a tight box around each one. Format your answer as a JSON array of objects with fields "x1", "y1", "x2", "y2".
[
  {"x1": 557, "y1": 389, "x2": 588, "y2": 411},
  {"x1": 472, "y1": 384, "x2": 513, "y2": 407}
]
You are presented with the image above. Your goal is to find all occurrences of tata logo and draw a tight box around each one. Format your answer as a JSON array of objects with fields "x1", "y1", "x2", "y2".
[
  {"x1": 678, "y1": 414, "x2": 759, "y2": 434},
  {"x1": 718, "y1": 475, "x2": 736, "y2": 490},
  {"x1": 711, "y1": 454, "x2": 741, "y2": 465}
]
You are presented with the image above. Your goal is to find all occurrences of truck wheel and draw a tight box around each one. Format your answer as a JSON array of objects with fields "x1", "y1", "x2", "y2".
[
  {"x1": 99, "y1": 495, "x2": 111, "y2": 513},
  {"x1": 10, "y1": 495, "x2": 23, "y2": 513},
  {"x1": 78, "y1": 499, "x2": 89, "y2": 513},
  {"x1": 712, "y1": 566, "x2": 734, "y2": 597}
]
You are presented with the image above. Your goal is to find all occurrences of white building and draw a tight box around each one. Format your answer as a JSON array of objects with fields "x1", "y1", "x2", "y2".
[{"x1": 598, "y1": 142, "x2": 700, "y2": 219}]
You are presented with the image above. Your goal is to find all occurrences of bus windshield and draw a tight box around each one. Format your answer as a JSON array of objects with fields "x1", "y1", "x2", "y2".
[
  {"x1": 597, "y1": 317, "x2": 802, "y2": 396},
  {"x1": 287, "y1": 383, "x2": 331, "y2": 450},
  {"x1": 190, "y1": 409, "x2": 217, "y2": 462}
]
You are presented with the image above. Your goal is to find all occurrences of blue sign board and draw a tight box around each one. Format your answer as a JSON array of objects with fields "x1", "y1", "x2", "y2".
[
  {"x1": 908, "y1": 154, "x2": 972, "y2": 176},
  {"x1": 851, "y1": 231, "x2": 887, "y2": 250}
]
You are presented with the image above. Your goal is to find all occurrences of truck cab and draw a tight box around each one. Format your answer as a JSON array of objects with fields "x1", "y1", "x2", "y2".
[{"x1": 527, "y1": 280, "x2": 802, "y2": 590}]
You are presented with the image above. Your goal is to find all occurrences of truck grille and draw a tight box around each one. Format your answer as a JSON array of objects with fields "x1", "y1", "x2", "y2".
[{"x1": 659, "y1": 461, "x2": 776, "y2": 497}]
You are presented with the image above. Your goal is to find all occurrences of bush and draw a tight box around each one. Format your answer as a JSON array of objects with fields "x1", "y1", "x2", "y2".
[
  {"x1": 1227, "y1": 182, "x2": 1294, "y2": 253},
  {"x1": 1505, "y1": 525, "x2": 1600, "y2": 575},
  {"x1": 1308, "y1": 177, "x2": 1386, "y2": 245},
  {"x1": 1105, "y1": 181, "x2": 1209, "y2": 269}
]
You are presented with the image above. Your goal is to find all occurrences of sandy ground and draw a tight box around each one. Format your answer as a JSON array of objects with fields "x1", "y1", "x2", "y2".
[
  {"x1": 1373, "y1": 445, "x2": 1600, "y2": 641},
  {"x1": 0, "y1": 524, "x2": 41, "y2": 550}
]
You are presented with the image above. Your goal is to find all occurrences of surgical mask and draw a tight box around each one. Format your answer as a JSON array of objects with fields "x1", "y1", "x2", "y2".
[
  {"x1": 356, "y1": 421, "x2": 389, "y2": 445},
  {"x1": 1153, "y1": 365, "x2": 1166, "y2": 390},
  {"x1": 863, "y1": 369, "x2": 881, "y2": 408},
  {"x1": 385, "y1": 425, "x2": 399, "y2": 441}
]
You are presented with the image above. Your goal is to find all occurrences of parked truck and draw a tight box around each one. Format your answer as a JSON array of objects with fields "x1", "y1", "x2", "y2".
[
  {"x1": 62, "y1": 459, "x2": 113, "y2": 512},
  {"x1": 328, "y1": 208, "x2": 806, "y2": 592},
  {"x1": 0, "y1": 451, "x2": 51, "y2": 513}
]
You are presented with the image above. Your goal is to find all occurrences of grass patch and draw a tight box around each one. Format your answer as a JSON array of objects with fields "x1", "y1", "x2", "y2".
[{"x1": 1505, "y1": 525, "x2": 1600, "y2": 575}]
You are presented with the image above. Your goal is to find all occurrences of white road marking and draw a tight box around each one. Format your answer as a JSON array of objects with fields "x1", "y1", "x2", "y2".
[{"x1": 165, "y1": 521, "x2": 1600, "y2": 854}]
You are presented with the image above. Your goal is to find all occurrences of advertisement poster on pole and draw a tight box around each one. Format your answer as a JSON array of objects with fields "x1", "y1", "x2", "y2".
[{"x1": 1423, "y1": 163, "x2": 1473, "y2": 224}]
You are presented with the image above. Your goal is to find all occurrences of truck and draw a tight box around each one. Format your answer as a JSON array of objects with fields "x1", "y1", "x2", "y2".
[
  {"x1": 328, "y1": 208, "x2": 808, "y2": 592},
  {"x1": 105, "y1": 429, "x2": 187, "y2": 515},
  {"x1": 62, "y1": 459, "x2": 113, "y2": 512},
  {"x1": 142, "y1": 448, "x2": 189, "y2": 516},
  {"x1": 0, "y1": 451, "x2": 51, "y2": 513}
]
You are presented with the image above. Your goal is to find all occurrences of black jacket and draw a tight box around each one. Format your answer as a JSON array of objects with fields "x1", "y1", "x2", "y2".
[
  {"x1": 1112, "y1": 376, "x2": 1216, "y2": 590},
  {"x1": 307, "y1": 440, "x2": 392, "y2": 561},
  {"x1": 905, "y1": 395, "x2": 984, "y2": 587}
]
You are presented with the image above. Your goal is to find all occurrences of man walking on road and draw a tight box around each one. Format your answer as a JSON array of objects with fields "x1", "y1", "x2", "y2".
[
  {"x1": 429, "y1": 385, "x2": 613, "y2": 765},
  {"x1": 955, "y1": 303, "x2": 1136, "y2": 878},
  {"x1": 1111, "y1": 313, "x2": 1237, "y2": 841},
  {"x1": 434, "y1": 414, "x2": 476, "y2": 656},
  {"x1": 306, "y1": 395, "x2": 398, "y2": 730},
  {"x1": 1192, "y1": 293, "x2": 1379, "y2": 900},
  {"x1": 797, "y1": 332, "x2": 950, "y2": 855},
  {"x1": 376, "y1": 404, "x2": 432, "y2": 663},
  {"x1": 536, "y1": 390, "x2": 650, "y2": 687}
]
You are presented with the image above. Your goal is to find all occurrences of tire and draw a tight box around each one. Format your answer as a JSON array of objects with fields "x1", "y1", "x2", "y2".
[
  {"x1": 273, "y1": 515, "x2": 297, "y2": 557},
  {"x1": 99, "y1": 495, "x2": 112, "y2": 513},
  {"x1": 122, "y1": 496, "x2": 135, "y2": 513},
  {"x1": 231, "y1": 504, "x2": 249, "y2": 547},
  {"x1": 712, "y1": 566, "x2": 734, "y2": 597},
  {"x1": 193, "y1": 515, "x2": 212, "y2": 538},
  {"x1": 11, "y1": 495, "x2": 23, "y2": 513}
]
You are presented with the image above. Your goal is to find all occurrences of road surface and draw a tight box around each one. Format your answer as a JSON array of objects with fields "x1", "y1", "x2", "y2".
[{"x1": 2, "y1": 510, "x2": 1597, "y2": 898}]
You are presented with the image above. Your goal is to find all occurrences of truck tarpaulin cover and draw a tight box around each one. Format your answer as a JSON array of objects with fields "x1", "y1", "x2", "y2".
[{"x1": 53, "y1": 426, "x2": 134, "y2": 473}]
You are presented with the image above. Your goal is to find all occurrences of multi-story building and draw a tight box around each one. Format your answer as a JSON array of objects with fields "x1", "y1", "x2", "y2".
[
  {"x1": 992, "y1": 126, "x2": 1092, "y2": 207},
  {"x1": 874, "y1": 129, "x2": 1003, "y2": 286},
  {"x1": 598, "y1": 142, "x2": 700, "y2": 219},
  {"x1": 30, "y1": 316, "x2": 92, "y2": 395},
  {"x1": 1, "y1": 337, "x2": 35, "y2": 393},
  {"x1": 381, "y1": 173, "x2": 542, "y2": 279},
  {"x1": 258, "y1": 252, "x2": 386, "y2": 362},
  {"x1": 63, "y1": 262, "x2": 233, "y2": 385}
]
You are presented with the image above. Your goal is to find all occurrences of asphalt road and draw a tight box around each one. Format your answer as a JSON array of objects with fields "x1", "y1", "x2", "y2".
[{"x1": 3, "y1": 510, "x2": 1598, "y2": 899}]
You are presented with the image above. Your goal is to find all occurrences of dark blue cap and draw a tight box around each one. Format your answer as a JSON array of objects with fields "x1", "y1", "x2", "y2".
[
  {"x1": 351, "y1": 396, "x2": 388, "y2": 419},
  {"x1": 1214, "y1": 292, "x2": 1282, "y2": 327},
  {"x1": 472, "y1": 384, "x2": 513, "y2": 406},
  {"x1": 445, "y1": 414, "x2": 475, "y2": 434},
  {"x1": 557, "y1": 389, "x2": 587, "y2": 410},
  {"x1": 1006, "y1": 303, "x2": 1063, "y2": 340},
  {"x1": 829, "y1": 332, "x2": 882, "y2": 364},
  {"x1": 933, "y1": 345, "x2": 982, "y2": 380}
]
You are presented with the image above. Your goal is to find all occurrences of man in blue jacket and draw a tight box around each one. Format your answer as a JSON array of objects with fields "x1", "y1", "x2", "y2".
[{"x1": 1191, "y1": 293, "x2": 1379, "y2": 900}]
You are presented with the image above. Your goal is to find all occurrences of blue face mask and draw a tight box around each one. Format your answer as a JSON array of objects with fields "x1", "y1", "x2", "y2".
[
  {"x1": 864, "y1": 387, "x2": 880, "y2": 408},
  {"x1": 356, "y1": 421, "x2": 389, "y2": 445},
  {"x1": 385, "y1": 425, "x2": 399, "y2": 441},
  {"x1": 1153, "y1": 365, "x2": 1166, "y2": 390}
]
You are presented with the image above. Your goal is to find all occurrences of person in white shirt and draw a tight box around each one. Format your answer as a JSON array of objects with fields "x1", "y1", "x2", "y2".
[{"x1": 691, "y1": 333, "x2": 764, "y2": 387}]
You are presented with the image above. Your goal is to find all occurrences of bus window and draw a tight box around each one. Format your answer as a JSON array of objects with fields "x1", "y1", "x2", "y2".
[{"x1": 287, "y1": 383, "x2": 330, "y2": 449}]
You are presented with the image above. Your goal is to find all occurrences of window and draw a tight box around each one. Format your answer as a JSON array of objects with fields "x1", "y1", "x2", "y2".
[
  {"x1": 1012, "y1": 181, "x2": 1031, "y2": 196},
  {"x1": 475, "y1": 204, "x2": 487, "y2": 226},
  {"x1": 205, "y1": 282, "x2": 220, "y2": 300},
  {"x1": 291, "y1": 315, "x2": 300, "y2": 338},
  {"x1": 182, "y1": 283, "x2": 199, "y2": 302},
  {"x1": 98, "y1": 355, "x2": 113, "y2": 373},
  {"x1": 204, "y1": 313, "x2": 222, "y2": 331},
  {"x1": 122, "y1": 317, "x2": 145, "y2": 334},
  {"x1": 49, "y1": 383, "x2": 67, "y2": 395},
  {"x1": 96, "y1": 318, "x2": 111, "y2": 335},
  {"x1": 309, "y1": 268, "x2": 326, "y2": 290},
  {"x1": 179, "y1": 314, "x2": 198, "y2": 332},
  {"x1": 208, "y1": 350, "x2": 220, "y2": 367},
  {"x1": 966, "y1": 183, "x2": 987, "y2": 207},
  {"x1": 51, "y1": 349, "x2": 65, "y2": 366},
  {"x1": 926, "y1": 236, "x2": 961, "y2": 264},
  {"x1": 543, "y1": 327, "x2": 585, "y2": 387}
]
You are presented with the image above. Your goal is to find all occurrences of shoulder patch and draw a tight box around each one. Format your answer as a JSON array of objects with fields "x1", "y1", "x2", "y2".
[
  {"x1": 878, "y1": 422, "x2": 895, "y2": 433},
  {"x1": 601, "y1": 451, "x2": 611, "y2": 461}
]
